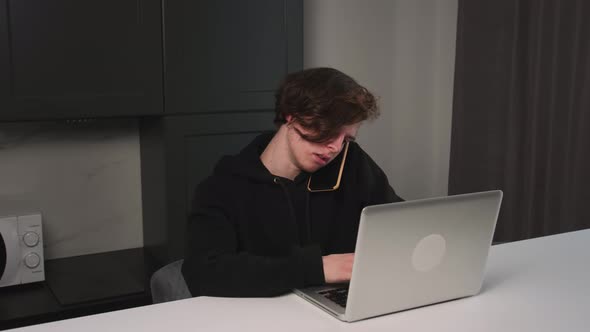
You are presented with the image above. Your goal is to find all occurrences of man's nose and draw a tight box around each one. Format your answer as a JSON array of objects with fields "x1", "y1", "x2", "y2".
[{"x1": 326, "y1": 135, "x2": 345, "y2": 152}]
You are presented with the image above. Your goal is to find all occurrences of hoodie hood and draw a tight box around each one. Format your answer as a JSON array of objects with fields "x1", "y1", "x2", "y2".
[{"x1": 212, "y1": 131, "x2": 293, "y2": 183}]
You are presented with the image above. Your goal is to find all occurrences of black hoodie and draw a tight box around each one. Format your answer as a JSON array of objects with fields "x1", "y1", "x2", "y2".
[{"x1": 181, "y1": 132, "x2": 403, "y2": 297}]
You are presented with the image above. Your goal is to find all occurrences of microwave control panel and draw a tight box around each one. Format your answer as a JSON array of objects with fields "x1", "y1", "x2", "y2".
[
  {"x1": 0, "y1": 213, "x2": 45, "y2": 287},
  {"x1": 18, "y1": 214, "x2": 45, "y2": 284}
]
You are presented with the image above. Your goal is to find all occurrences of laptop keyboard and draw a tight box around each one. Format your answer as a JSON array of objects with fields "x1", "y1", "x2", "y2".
[{"x1": 318, "y1": 287, "x2": 349, "y2": 308}]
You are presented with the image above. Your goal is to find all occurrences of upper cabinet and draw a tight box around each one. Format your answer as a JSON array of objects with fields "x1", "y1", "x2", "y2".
[
  {"x1": 163, "y1": 0, "x2": 303, "y2": 114},
  {"x1": 0, "y1": 0, "x2": 163, "y2": 121},
  {"x1": 0, "y1": 0, "x2": 302, "y2": 121}
]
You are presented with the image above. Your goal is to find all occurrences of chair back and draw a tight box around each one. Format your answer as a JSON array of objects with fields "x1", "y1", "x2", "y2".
[{"x1": 150, "y1": 259, "x2": 192, "y2": 303}]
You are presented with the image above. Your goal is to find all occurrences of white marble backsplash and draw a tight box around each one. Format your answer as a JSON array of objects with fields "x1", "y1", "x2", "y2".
[{"x1": 0, "y1": 119, "x2": 143, "y2": 259}]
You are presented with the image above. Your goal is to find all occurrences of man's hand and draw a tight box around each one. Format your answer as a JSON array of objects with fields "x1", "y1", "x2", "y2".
[{"x1": 322, "y1": 253, "x2": 354, "y2": 284}]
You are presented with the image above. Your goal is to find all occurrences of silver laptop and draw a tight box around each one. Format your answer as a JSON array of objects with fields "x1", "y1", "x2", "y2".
[{"x1": 293, "y1": 190, "x2": 503, "y2": 322}]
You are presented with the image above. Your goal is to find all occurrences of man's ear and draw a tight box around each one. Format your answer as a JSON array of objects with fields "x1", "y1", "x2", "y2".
[{"x1": 285, "y1": 114, "x2": 294, "y2": 125}]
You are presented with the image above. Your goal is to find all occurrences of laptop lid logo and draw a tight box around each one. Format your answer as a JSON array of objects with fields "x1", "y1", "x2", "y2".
[{"x1": 412, "y1": 234, "x2": 446, "y2": 272}]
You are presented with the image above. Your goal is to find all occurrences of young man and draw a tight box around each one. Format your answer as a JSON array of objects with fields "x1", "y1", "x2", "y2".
[{"x1": 181, "y1": 67, "x2": 403, "y2": 297}]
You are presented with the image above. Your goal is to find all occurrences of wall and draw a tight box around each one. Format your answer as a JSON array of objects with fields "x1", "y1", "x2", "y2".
[
  {"x1": 0, "y1": 119, "x2": 143, "y2": 259},
  {"x1": 304, "y1": 0, "x2": 458, "y2": 200}
]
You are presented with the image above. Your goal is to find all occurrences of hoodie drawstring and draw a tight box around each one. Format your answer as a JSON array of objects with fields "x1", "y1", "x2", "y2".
[{"x1": 305, "y1": 190, "x2": 312, "y2": 243}]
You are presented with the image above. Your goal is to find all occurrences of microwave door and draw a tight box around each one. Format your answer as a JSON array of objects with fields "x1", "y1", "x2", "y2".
[
  {"x1": 0, "y1": 234, "x2": 5, "y2": 280},
  {"x1": 0, "y1": 217, "x2": 20, "y2": 287}
]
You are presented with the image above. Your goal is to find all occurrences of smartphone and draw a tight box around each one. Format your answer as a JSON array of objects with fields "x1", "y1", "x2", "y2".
[{"x1": 307, "y1": 141, "x2": 349, "y2": 192}]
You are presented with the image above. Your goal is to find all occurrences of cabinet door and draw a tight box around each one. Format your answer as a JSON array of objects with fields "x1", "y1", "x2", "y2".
[
  {"x1": 140, "y1": 112, "x2": 276, "y2": 264},
  {"x1": 0, "y1": 0, "x2": 163, "y2": 121},
  {"x1": 164, "y1": 0, "x2": 303, "y2": 114}
]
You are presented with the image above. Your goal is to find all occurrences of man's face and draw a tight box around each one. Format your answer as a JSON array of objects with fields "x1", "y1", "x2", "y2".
[{"x1": 285, "y1": 117, "x2": 361, "y2": 173}]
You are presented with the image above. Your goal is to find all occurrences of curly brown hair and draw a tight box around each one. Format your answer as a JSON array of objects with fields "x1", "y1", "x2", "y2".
[{"x1": 274, "y1": 67, "x2": 379, "y2": 143}]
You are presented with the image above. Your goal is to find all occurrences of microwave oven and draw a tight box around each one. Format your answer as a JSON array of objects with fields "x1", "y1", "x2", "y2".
[{"x1": 0, "y1": 213, "x2": 45, "y2": 287}]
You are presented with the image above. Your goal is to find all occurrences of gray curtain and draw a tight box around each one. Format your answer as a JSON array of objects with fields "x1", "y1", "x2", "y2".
[{"x1": 449, "y1": 0, "x2": 590, "y2": 242}]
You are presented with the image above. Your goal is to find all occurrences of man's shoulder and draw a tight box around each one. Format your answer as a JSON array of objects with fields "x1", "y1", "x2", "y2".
[
  {"x1": 346, "y1": 141, "x2": 375, "y2": 166},
  {"x1": 343, "y1": 141, "x2": 388, "y2": 181}
]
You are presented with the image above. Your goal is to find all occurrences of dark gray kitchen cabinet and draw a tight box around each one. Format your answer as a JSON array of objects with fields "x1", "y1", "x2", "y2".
[
  {"x1": 139, "y1": 112, "x2": 276, "y2": 265},
  {"x1": 163, "y1": 0, "x2": 303, "y2": 114},
  {"x1": 0, "y1": 0, "x2": 163, "y2": 121}
]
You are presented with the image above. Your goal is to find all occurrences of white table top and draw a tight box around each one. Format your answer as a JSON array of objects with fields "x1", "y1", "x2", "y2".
[{"x1": 10, "y1": 229, "x2": 590, "y2": 332}]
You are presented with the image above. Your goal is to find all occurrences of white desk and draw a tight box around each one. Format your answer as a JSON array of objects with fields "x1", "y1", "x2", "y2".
[{"x1": 10, "y1": 229, "x2": 590, "y2": 332}]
